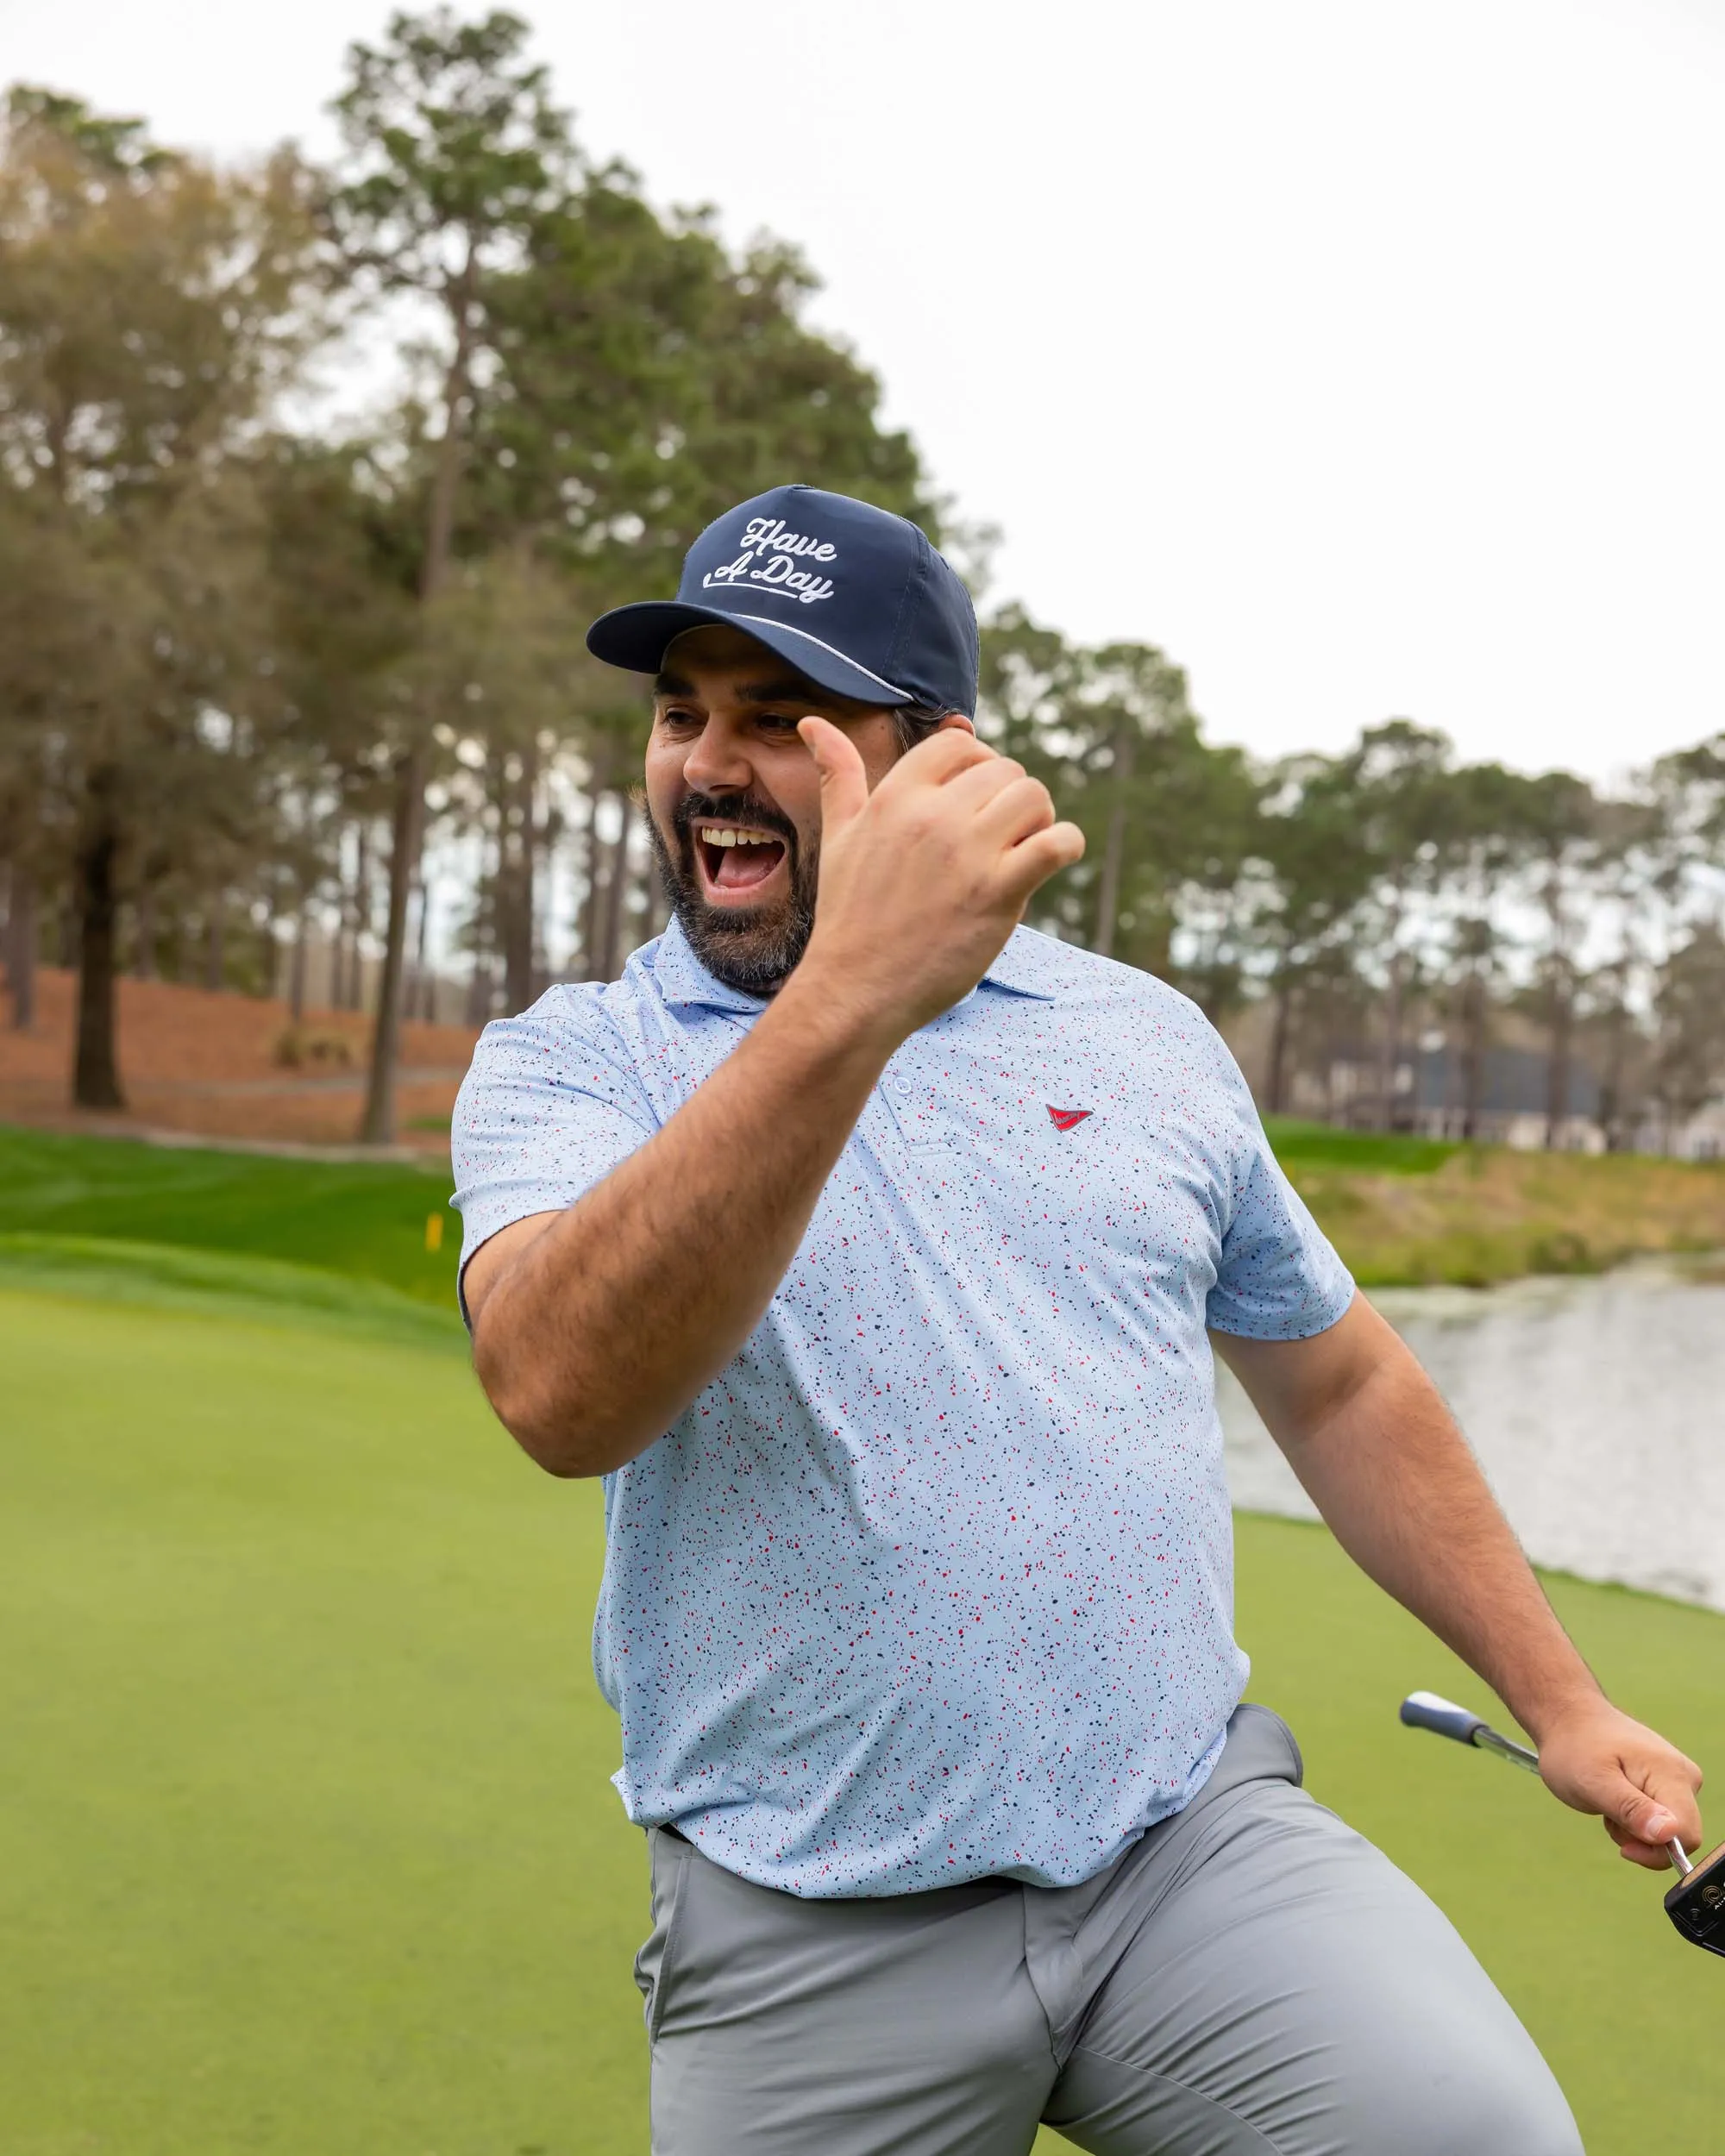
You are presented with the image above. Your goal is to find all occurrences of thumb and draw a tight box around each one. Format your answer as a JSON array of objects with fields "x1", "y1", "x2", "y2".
[
  {"x1": 1606, "y1": 1773, "x2": 1679, "y2": 1848},
  {"x1": 798, "y1": 716, "x2": 869, "y2": 829}
]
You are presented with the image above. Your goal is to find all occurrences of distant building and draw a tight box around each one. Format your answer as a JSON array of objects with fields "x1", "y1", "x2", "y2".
[{"x1": 1291, "y1": 1041, "x2": 1605, "y2": 1151}]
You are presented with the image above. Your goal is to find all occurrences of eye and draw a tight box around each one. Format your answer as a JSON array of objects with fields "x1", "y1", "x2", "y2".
[
  {"x1": 657, "y1": 705, "x2": 703, "y2": 731},
  {"x1": 755, "y1": 711, "x2": 803, "y2": 735}
]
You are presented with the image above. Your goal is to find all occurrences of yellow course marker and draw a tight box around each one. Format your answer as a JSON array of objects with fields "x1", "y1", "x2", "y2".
[{"x1": 424, "y1": 1212, "x2": 445, "y2": 1254}]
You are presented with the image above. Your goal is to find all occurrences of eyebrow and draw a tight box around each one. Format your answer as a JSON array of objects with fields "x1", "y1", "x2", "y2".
[{"x1": 652, "y1": 668, "x2": 844, "y2": 710}]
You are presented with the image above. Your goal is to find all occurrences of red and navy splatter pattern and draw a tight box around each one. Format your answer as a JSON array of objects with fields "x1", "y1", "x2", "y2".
[{"x1": 452, "y1": 923, "x2": 1354, "y2": 1896}]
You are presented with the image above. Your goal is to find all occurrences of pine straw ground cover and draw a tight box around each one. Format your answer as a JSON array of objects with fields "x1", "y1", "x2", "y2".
[
  {"x1": 0, "y1": 969, "x2": 474, "y2": 1152},
  {"x1": 2, "y1": 1250, "x2": 1722, "y2": 2156}
]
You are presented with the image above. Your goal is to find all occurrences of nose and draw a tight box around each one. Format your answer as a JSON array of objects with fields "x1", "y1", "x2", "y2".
[{"x1": 681, "y1": 712, "x2": 756, "y2": 797}]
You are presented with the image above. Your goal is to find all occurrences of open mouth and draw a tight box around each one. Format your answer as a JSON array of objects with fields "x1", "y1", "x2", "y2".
[{"x1": 694, "y1": 822, "x2": 789, "y2": 899}]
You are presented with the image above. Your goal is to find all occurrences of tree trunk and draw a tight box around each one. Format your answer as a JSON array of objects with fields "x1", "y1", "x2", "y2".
[
  {"x1": 349, "y1": 823, "x2": 372, "y2": 1010},
  {"x1": 134, "y1": 887, "x2": 158, "y2": 980},
  {"x1": 465, "y1": 830, "x2": 498, "y2": 1026},
  {"x1": 1458, "y1": 971, "x2": 1487, "y2": 1141},
  {"x1": 335, "y1": 832, "x2": 353, "y2": 1009},
  {"x1": 1373, "y1": 890, "x2": 1406, "y2": 1129},
  {"x1": 335, "y1": 827, "x2": 356, "y2": 1009},
  {"x1": 530, "y1": 768, "x2": 555, "y2": 998},
  {"x1": 403, "y1": 873, "x2": 423, "y2": 1023},
  {"x1": 1596, "y1": 991, "x2": 1634, "y2": 1150},
  {"x1": 500, "y1": 743, "x2": 539, "y2": 1015},
  {"x1": 1544, "y1": 966, "x2": 1573, "y2": 1149},
  {"x1": 1090, "y1": 718, "x2": 1135, "y2": 960},
  {"x1": 411, "y1": 862, "x2": 433, "y2": 1021},
  {"x1": 572, "y1": 761, "x2": 607, "y2": 977},
  {"x1": 72, "y1": 774, "x2": 126, "y2": 1109},
  {"x1": 288, "y1": 906, "x2": 309, "y2": 1025},
  {"x1": 1374, "y1": 961, "x2": 1402, "y2": 1131},
  {"x1": 5, "y1": 867, "x2": 38, "y2": 1031},
  {"x1": 597, "y1": 791, "x2": 636, "y2": 983},
  {"x1": 260, "y1": 884, "x2": 281, "y2": 1000},
  {"x1": 204, "y1": 905, "x2": 225, "y2": 993},
  {"x1": 1137, "y1": 907, "x2": 1172, "y2": 981},
  {"x1": 358, "y1": 746, "x2": 426, "y2": 1147},
  {"x1": 1265, "y1": 970, "x2": 1295, "y2": 1114},
  {"x1": 357, "y1": 250, "x2": 474, "y2": 1142},
  {"x1": 646, "y1": 863, "x2": 673, "y2": 943}
]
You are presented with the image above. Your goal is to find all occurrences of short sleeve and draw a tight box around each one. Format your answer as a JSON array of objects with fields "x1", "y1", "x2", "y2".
[
  {"x1": 1201, "y1": 1039, "x2": 1355, "y2": 1341},
  {"x1": 450, "y1": 987, "x2": 659, "y2": 1313}
]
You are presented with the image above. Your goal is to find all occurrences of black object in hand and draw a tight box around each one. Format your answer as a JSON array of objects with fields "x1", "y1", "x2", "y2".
[{"x1": 1665, "y1": 1843, "x2": 1725, "y2": 1959}]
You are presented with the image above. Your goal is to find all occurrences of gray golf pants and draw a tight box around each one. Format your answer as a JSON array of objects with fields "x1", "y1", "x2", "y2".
[{"x1": 634, "y1": 1706, "x2": 1583, "y2": 2155}]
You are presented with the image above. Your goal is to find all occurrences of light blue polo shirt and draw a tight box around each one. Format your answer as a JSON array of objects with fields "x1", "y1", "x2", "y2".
[{"x1": 452, "y1": 921, "x2": 1353, "y2": 1897}]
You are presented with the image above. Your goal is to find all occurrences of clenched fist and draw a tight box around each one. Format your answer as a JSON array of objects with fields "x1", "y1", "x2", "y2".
[{"x1": 796, "y1": 718, "x2": 1085, "y2": 1048}]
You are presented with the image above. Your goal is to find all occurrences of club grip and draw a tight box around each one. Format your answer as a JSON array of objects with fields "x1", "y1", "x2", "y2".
[{"x1": 1400, "y1": 1690, "x2": 1486, "y2": 1746}]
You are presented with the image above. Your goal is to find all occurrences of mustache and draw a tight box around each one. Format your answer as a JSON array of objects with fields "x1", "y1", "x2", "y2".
[
  {"x1": 650, "y1": 787, "x2": 817, "y2": 993},
  {"x1": 672, "y1": 792, "x2": 800, "y2": 856}
]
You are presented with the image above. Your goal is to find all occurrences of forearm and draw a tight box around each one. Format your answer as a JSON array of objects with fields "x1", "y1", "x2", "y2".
[
  {"x1": 1256, "y1": 1319, "x2": 1600, "y2": 1742},
  {"x1": 474, "y1": 974, "x2": 894, "y2": 1476},
  {"x1": 1221, "y1": 1300, "x2": 1703, "y2": 1864}
]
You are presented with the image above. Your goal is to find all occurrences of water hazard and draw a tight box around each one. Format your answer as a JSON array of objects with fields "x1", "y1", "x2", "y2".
[{"x1": 1219, "y1": 1257, "x2": 1725, "y2": 1612}]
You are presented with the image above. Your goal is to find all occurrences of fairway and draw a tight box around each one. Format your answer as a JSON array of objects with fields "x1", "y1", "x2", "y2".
[{"x1": 3, "y1": 1268, "x2": 1722, "y2": 2154}]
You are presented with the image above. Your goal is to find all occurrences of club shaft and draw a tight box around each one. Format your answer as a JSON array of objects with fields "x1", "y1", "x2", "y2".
[
  {"x1": 1472, "y1": 1725, "x2": 1540, "y2": 1773},
  {"x1": 1472, "y1": 1724, "x2": 1691, "y2": 1871}
]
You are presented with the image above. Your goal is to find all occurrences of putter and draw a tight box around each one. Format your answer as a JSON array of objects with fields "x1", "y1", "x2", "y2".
[{"x1": 1399, "y1": 1690, "x2": 1725, "y2": 1959}]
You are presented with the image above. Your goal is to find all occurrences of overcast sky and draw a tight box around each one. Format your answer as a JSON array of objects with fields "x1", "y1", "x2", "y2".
[{"x1": 4, "y1": 0, "x2": 1722, "y2": 780}]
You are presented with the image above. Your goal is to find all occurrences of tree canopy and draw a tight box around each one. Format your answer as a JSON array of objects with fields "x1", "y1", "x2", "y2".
[{"x1": 3, "y1": 23, "x2": 1725, "y2": 1158}]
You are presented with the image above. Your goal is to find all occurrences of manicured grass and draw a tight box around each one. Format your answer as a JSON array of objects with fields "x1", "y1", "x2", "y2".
[
  {"x1": 0, "y1": 1232, "x2": 465, "y2": 1351},
  {"x1": 1262, "y1": 1114, "x2": 1460, "y2": 1175},
  {"x1": 3, "y1": 1268, "x2": 1721, "y2": 2155},
  {"x1": 1, "y1": 1281, "x2": 637, "y2": 2156},
  {"x1": 0, "y1": 1125, "x2": 458, "y2": 1306}
]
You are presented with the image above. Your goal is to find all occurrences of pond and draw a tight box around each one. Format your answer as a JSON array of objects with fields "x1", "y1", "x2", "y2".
[{"x1": 1219, "y1": 1257, "x2": 1725, "y2": 1613}]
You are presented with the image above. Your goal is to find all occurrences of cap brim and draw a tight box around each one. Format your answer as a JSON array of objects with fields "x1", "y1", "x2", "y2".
[{"x1": 586, "y1": 600, "x2": 913, "y2": 707}]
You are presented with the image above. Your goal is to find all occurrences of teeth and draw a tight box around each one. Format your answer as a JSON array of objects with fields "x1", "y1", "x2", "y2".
[{"x1": 699, "y1": 826, "x2": 777, "y2": 848}]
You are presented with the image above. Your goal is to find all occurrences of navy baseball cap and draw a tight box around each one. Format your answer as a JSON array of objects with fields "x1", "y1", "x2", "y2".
[{"x1": 586, "y1": 484, "x2": 979, "y2": 716}]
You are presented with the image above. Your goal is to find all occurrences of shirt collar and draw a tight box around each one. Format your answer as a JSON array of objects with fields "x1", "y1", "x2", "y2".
[
  {"x1": 648, "y1": 919, "x2": 769, "y2": 1015},
  {"x1": 648, "y1": 918, "x2": 1065, "y2": 1016},
  {"x1": 978, "y1": 927, "x2": 1065, "y2": 1002}
]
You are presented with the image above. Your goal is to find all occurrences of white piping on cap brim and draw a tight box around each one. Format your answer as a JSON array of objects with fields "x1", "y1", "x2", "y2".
[{"x1": 725, "y1": 612, "x2": 912, "y2": 703}]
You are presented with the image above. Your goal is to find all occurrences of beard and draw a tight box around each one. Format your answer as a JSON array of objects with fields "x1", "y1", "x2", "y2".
[{"x1": 646, "y1": 788, "x2": 819, "y2": 996}]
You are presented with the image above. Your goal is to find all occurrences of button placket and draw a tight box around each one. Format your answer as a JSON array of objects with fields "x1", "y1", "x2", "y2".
[{"x1": 878, "y1": 1047, "x2": 953, "y2": 1152}]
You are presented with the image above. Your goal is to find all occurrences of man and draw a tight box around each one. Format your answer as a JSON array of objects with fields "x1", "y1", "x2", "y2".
[{"x1": 452, "y1": 485, "x2": 1702, "y2": 2156}]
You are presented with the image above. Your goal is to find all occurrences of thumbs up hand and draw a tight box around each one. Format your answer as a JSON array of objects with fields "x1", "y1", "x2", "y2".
[{"x1": 794, "y1": 717, "x2": 1084, "y2": 1050}]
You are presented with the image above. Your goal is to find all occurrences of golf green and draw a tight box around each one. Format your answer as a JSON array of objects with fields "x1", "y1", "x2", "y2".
[{"x1": 3, "y1": 1279, "x2": 1720, "y2": 2155}]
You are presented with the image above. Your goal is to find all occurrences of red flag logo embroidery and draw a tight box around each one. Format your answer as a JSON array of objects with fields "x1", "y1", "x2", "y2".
[{"x1": 1046, "y1": 1106, "x2": 1093, "y2": 1131}]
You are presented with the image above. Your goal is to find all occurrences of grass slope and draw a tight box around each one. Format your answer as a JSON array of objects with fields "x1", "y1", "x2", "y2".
[
  {"x1": 0, "y1": 1233, "x2": 465, "y2": 1351},
  {"x1": 3, "y1": 1277, "x2": 1720, "y2": 2156},
  {"x1": 1261, "y1": 1116, "x2": 1460, "y2": 1175},
  {"x1": 1264, "y1": 1117, "x2": 1725, "y2": 1288},
  {"x1": 0, "y1": 1125, "x2": 459, "y2": 1305},
  {"x1": 10, "y1": 1115, "x2": 1725, "y2": 1303}
]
